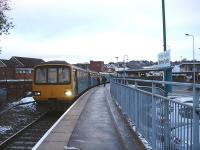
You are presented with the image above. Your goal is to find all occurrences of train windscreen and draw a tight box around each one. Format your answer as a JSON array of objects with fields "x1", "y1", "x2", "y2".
[{"x1": 35, "y1": 67, "x2": 70, "y2": 84}]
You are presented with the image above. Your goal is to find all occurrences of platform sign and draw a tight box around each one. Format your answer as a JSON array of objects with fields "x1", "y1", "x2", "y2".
[{"x1": 158, "y1": 50, "x2": 171, "y2": 68}]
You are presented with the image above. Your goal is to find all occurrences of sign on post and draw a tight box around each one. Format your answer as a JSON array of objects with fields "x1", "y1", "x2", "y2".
[{"x1": 158, "y1": 50, "x2": 171, "y2": 68}]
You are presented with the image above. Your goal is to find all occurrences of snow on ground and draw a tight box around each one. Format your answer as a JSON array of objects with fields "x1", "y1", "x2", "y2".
[
  {"x1": 0, "y1": 126, "x2": 12, "y2": 134},
  {"x1": 19, "y1": 97, "x2": 35, "y2": 103},
  {"x1": 10, "y1": 97, "x2": 35, "y2": 106},
  {"x1": 128, "y1": 119, "x2": 153, "y2": 150},
  {"x1": 173, "y1": 96, "x2": 192, "y2": 103},
  {"x1": 8, "y1": 96, "x2": 36, "y2": 111}
]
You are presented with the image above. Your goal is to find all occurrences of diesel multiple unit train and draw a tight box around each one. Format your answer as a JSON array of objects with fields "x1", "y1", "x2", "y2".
[{"x1": 32, "y1": 61, "x2": 100, "y2": 109}]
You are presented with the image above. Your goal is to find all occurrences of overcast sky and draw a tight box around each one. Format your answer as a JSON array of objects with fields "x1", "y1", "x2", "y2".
[{"x1": 0, "y1": 0, "x2": 200, "y2": 64}]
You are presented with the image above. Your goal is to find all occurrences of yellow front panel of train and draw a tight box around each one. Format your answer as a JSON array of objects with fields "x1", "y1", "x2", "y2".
[{"x1": 33, "y1": 84, "x2": 75, "y2": 101}]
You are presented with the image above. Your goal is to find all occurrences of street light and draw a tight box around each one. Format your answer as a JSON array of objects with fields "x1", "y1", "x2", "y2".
[
  {"x1": 185, "y1": 33, "x2": 195, "y2": 84},
  {"x1": 185, "y1": 34, "x2": 200, "y2": 150},
  {"x1": 123, "y1": 55, "x2": 128, "y2": 77},
  {"x1": 115, "y1": 57, "x2": 119, "y2": 76}
]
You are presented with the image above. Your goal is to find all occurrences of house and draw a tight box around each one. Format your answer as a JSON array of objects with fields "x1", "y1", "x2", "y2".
[
  {"x1": 0, "y1": 56, "x2": 44, "y2": 80},
  {"x1": 0, "y1": 59, "x2": 16, "y2": 80},
  {"x1": 10, "y1": 56, "x2": 45, "y2": 79}
]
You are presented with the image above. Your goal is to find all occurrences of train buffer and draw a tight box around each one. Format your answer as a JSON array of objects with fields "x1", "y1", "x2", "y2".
[{"x1": 32, "y1": 85, "x2": 146, "y2": 150}]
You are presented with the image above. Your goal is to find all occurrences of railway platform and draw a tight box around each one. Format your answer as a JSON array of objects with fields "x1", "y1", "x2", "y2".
[{"x1": 32, "y1": 85, "x2": 145, "y2": 150}]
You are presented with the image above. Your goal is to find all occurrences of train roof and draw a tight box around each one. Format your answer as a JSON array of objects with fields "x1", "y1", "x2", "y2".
[
  {"x1": 34, "y1": 60, "x2": 99, "y2": 74},
  {"x1": 41, "y1": 61, "x2": 69, "y2": 65}
]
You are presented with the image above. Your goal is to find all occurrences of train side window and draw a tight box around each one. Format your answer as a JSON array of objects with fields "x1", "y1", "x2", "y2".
[
  {"x1": 35, "y1": 68, "x2": 47, "y2": 83},
  {"x1": 58, "y1": 68, "x2": 70, "y2": 83},
  {"x1": 48, "y1": 68, "x2": 57, "y2": 83}
]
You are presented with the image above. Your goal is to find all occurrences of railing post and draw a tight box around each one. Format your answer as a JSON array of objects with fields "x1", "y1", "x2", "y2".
[
  {"x1": 163, "y1": 87, "x2": 170, "y2": 149},
  {"x1": 193, "y1": 85, "x2": 200, "y2": 150},
  {"x1": 135, "y1": 81, "x2": 139, "y2": 131},
  {"x1": 152, "y1": 82, "x2": 156, "y2": 149},
  {"x1": 110, "y1": 78, "x2": 113, "y2": 94}
]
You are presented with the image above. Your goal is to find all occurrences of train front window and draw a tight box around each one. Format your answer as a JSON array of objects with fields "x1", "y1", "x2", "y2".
[
  {"x1": 58, "y1": 68, "x2": 70, "y2": 83},
  {"x1": 48, "y1": 68, "x2": 57, "y2": 83},
  {"x1": 35, "y1": 66, "x2": 70, "y2": 84},
  {"x1": 35, "y1": 68, "x2": 47, "y2": 83}
]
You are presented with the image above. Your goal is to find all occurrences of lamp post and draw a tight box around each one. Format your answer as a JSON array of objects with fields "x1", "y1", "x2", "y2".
[
  {"x1": 123, "y1": 55, "x2": 128, "y2": 84},
  {"x1": 185, "y1": 34, "x2": 195, "y2": 84},
  {"x1": 162, "y1": 0, "x2": 167, "y2": 52},
  {"x1": 185, "y1": 34, "x2": 200, "y2": 150},
  {"x1": 115, "y1": 57, "x2": 119, "y2": 76},
  {"x1": 123, "y1": 55, "x2": 128, "y2": 77}
]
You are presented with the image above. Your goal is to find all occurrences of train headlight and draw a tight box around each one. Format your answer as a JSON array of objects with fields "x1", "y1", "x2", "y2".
[
  {"x1": 33, "y1": 91, "x2": 41, "y2": 96},
  {"x1": 64, "y1": 90, "x2": 72, "y2": 96}
]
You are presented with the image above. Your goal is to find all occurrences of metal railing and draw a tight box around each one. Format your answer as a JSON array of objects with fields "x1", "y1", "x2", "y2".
[{"x1": 110, "y1": 78, "x2": 200, "y2": 150}]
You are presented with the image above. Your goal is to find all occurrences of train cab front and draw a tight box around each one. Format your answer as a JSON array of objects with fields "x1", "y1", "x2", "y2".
[
  {"x1": 32, "y1": 85, "x2": 75, "y2": 101},
  {"x1": 32, "y1": 63, "x2": 75, "y2": 110}
]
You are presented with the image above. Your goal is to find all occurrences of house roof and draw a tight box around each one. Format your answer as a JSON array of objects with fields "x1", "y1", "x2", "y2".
[
  {"x1": 10, "y1": 56, "x2": 45, "y2": 68},
  {"x1": 0, "y1": 59, "x2": 16, "y2": 67}
]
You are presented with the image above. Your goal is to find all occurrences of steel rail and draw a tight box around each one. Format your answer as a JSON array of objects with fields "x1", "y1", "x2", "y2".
[{"x1": 0, "y1": 111, "x2": 47, "y2": 149}]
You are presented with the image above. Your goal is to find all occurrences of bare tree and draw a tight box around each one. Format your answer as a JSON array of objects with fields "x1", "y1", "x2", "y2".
[{"x1": 0, "y1": 0, "x2": 13, "y2": 35}]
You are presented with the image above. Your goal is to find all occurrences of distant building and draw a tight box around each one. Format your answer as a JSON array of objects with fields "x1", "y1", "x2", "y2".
[
  {"x1": 0, "y1": 56, "x2": 44, "y2": 80},
  {"x1": 75, "y1": 63, "x2": 90, "y2": 70},
  {"x1": 104, "y1": 64, "x2": 115, "y2": 73},
  {"x1": 179, "y1": 62, "x2": 200, "y2": 72},
  {"x1": 89, "y1": 61, "x2": 104, "y2": 72},
  {"x1": 171, "y1": 61, "x2": 200, "y2": 82}
]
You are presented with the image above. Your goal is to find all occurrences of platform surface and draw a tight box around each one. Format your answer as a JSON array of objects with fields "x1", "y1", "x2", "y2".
[{"x1": 33, "y1": 85, "x2": 145, "y2": 150}]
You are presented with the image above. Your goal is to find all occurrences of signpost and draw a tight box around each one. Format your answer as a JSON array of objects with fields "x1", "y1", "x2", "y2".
[
  {"x1": 158, "y1": 50, "x2": 172, "y2": 93},
  {"x1": 158, "y1": 50, "x2": 170, "y2": 68},
  {"x1": 158, "y1": 49, "x2": 172, "y2": 150}
]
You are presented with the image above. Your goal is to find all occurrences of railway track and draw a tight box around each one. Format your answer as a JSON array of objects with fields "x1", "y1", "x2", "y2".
[
  {"x1": 0, "y1": 101, "x2": 35, "y2": 116},
  {"x1": 0, "y1": 111, "x2": 63, "y2": 150}
]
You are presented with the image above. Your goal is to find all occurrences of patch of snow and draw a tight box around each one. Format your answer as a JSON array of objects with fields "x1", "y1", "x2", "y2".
[
  {"x1": 128, "y1": 84, "x2": 135, "y2": 88},
  {"x1": 64, "y1": 146, "x2": 80, "y2": 150},
  {"x1": 169, "y1": 96, "x2": 194, "y2": 104},
  {"x1": 174, "y1": 96, "x2": 192, "y2": 103},
  {"x1": 127, "y1": 119, "x2": 152, "y2": 150},
  {"x1": 8, "y1": 97, "x2": 36, "y2": 110},
  {"x1": 11, "y1": 97, "x2": 35, "y2": 106},
  {"x1": 20, "y1": 97, "x2": 35, "y2": 103},
  {"x1": 0, "y1": 126, "x2": 12, "y2": 134}
]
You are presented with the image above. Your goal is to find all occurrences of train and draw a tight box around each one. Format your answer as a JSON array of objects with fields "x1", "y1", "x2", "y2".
[{"x1": 32, "y1": 61, "x2": 100, "y2": 109}]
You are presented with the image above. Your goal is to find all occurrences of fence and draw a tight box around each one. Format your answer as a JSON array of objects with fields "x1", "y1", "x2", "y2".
[
  {"x1": 0, "y1": 80, "x2": 32, "y2": 103},
  {"x1": 110, "y1": 78, "x2": 200, "y2": 150}
]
